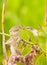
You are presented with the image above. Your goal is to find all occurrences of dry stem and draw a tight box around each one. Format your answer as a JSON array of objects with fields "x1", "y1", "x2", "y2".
[{"x1": 2, "y1": 0, "x2": 7, "y2": 59}]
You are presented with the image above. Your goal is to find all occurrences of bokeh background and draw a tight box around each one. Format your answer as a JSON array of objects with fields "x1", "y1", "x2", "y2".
[{"x1": 0, "y1": 0, "x2": 46, "y2": 65}]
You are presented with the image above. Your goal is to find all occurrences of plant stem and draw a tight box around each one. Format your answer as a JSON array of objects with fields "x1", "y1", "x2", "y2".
[
  {"x1": 0, "y1": 32, "x2": 10, "y2": 36},
  {"x1": 2, "y1": 0, "x2": 7, "y2": 59}
]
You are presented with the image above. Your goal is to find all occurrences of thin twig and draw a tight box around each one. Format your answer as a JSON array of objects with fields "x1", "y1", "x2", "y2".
[
  {"x1": 0, "y1": 32, "x2": 10, "y2": 36},
  {"x1": 21, "y1": 39, "x2": 33, "y2": 45},
  {"x1": 2, "y1": 0, "x2": 7, "y2": 59}
]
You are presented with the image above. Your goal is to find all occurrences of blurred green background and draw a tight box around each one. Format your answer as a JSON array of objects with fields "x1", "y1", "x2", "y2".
[
  {"x1": 0, "y1": 0, "x2": 46, "y2": 31},
  {"x1": 0, "y1": 0, "x2": 46, "y2": 65}
]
